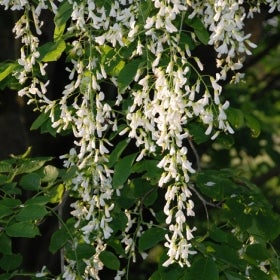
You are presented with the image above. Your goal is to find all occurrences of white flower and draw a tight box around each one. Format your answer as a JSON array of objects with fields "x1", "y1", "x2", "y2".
[{"x1": 144, "y1": 16, "x2": 155, "y2": 29}]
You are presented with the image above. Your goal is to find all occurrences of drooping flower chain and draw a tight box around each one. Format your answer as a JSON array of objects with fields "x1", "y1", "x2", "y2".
[{"x1": 1, "y1": 0, "x2": 279, "y2": 278}]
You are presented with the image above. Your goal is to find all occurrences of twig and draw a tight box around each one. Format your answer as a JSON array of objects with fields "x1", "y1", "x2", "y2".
[
  {"x1": 189, "y1": 184, "x2": 220, "y2": 226},
  {"x1": 187, "y1": 137, "x2": 201, "y2": 171},
  {"x1": 57, "y1": 190, "x2": 69, "y2": 275}
]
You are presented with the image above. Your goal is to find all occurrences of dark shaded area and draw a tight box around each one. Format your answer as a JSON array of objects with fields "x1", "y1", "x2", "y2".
[{"x1": 0, "y1": 10, "x2": 72, "y2": 278}]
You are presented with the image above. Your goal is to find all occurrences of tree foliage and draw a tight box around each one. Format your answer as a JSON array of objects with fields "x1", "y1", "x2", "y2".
[{"x1": 0, "y1": 1, "x2": 279, "y2": 279}]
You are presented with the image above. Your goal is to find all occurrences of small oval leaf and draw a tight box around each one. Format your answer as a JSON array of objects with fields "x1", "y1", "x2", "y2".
[
  {"x1": 139, "y1": 227, "x2": 166, "y2": 251},
  {"x1": 99, "y1": 250, "x2": 120, "y2": 270}
]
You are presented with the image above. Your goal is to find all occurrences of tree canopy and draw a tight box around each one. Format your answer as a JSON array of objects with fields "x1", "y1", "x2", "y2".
[{"x1": 0, "y1": 1, "x2": 279, "y2": 279}]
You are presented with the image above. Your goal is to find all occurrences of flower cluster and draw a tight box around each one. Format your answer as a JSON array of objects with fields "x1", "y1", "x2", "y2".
[
  {"x1": 189, "y1": 0, "x2": 280, "y2": 83},
  {"x1": 0, "y1": 0, "x2": 279, "y2": 279}
]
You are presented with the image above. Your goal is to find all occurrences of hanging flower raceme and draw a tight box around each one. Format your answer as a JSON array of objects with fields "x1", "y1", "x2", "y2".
[{"x1": 0, "y1": 0, "x2": 279, "y2": 279}]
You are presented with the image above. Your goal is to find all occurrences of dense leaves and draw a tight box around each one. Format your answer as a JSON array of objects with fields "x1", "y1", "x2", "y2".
[{"x1": 0, "y1": 0, "x2": 279, "y2": 279}]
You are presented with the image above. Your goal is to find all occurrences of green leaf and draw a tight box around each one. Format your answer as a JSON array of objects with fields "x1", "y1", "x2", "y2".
[
  {"x1": 0, "y1": 234, "x2": 12, "y2": 254},
  {"x1": 0, "y1": 198, "x2": 21, "y2": 208},
  {"x1": 138, "y1": 227, "x2": 166, "y2": 251},
  {"x1": 131, "y1": 178, "x2": 152, "y2": 197},
  {"x1": 54, "y1": 23, "x2": 66, "y2": 40},
  {"x1": 101, "y1": 46, "x2": 125, "y2": 76},
  {"x1": 149, "y1": 266, "x2": 185, "y2": 280},
  {"x1": 245, "y1": 244, "x2": 270, "y2": 261},
  {"x1": 61, "y1": 165, "x2": 77, "y2": 182},
  {"x1": 111, "y1": 209, "x2": 128, "y2": 232},
  {"x1": 188, "y1": 122, "x2": 210, "y2": 144},
  {"x1": 244, "y1": 113, "x2": 261, "y2": 137},
  {"x1": 54, "y1": 1, "x2": 72, "y2": 27},
  {"x1": 25, "y1": 195, "x2": 50, "y2": 206},
  {"x1": 99, "y1": 250, "x2": 120, "y2": 270},
  {"x1": 0, "y1": 160, "x2": 12, "y2": 173},
  {"x1": 76, "y1": 243, "x2": 95, "y2": 259},
  {"x1": 116, "y1": 183, "x2": 136, "y2": 208},
  {"x1": 0, "y1": 205, "x2": 13, "y2": 219},
  {"x1": 189, "y1": 257, "x2": 219, "y2": 280},
  {"x1": 15, "y1": 157, "x2": 52, "y2": 175},
  {"x1": 185, "y1": 17, "x2": 209, "y2": 45},
  {"x1": 16, "y1": 204, "x2": 48, "y2": 221},
  {"x1": 118, "y1": 58, "x2": 144, "y2": 92},
  {"x1": 1, "y1": 182, "x2": 21, "y2": 195},
  {"x1": 39, "y1": 40, "x2": 66, "y2": 62},
  {"x1": 53, "y1": 1, "x2": 72, "y2": 40},
  {"x1": 6, "y1": 221, "x2": 40, "y2": 238},
  {"x1": 214, "y1": 134, "x2": 234, "y2": 149},
  {"x1": 139, "y1": 0, "x2": 153, "y2": 24},
  {"x1": 0, "y1": 62, "x2": 16, "y2": 82},
  {"x1": 30, "y1": 112, "x2": 49, "y2": 131},
  {"x1": 227, "y1": 107, "x2": 244, "y2": 129},
  {"x1": 0, "y1": 253, "x2": 22, "y2": 271},
  {"x1": 0, "y1": 174, "x2": 8, "y2": 184},
  {"x1": 132, "y1": 160, "x2": 161, "y2": 184},
  {"x1": 49, "y1": 227, "x2": 70, "y2": 254},
  {"x1": 196, "y1": 172, "x2": 236, "y2": 200},
  {"x1": 179, "y1": 33, "x2": 196, "y2": 51},
  {"x1": 255, "y1": 213, "x2": 280, "y2": 240},
  {"x1": 48, "y1": 183, "x2": 65, "y2": 203},
  {"x1": 107, "y1": 239, "x2": 125, "y2": 256},
  {"x1": 225, "y1": 198, "x2": 253, "y2": 230},
  {"x1": 0, "y1": 273, "x2": 12, "y2": 280},
  {"x1": 24, "y1": 195, "x2": 50, "y2": 206},
  {"x1": 143, "y1": 188, "x2": 158, "y2": 207},
  {"x1": 209, "y1": 226, "x2": 229, "y2": 244},
  {"x1": 19, "y1": 173, "x2": 41, "y2": 191},
  {"x1": 249, "y1": 266, "x2": 270, "y2": 280},
  {"x1": 39, "y1": 117, "x2": 57, "y2": 136},
  {"x1": 209, "y1": 242, "x2": 246, "y2": 270},
  {"x1": 225, "y1": 272, "x2": 247, "y2": 280},
  {"x1": 112, "y1": 153, "x2": 137, "y2": 188},
  {"x1": 108, "y1": 139, "x2": 130, "y2": 168}
]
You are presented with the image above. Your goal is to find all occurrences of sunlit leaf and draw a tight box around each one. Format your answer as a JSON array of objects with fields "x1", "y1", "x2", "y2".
[
  {"x1": 48, "y1": 184, "x2": 64, "y2": 204},
  {"x1": 39, "y1": 40, "x2": 66, "y2": 62},
  {"x1": 0, "y1": 62, "x2": 16, "y2": 82},
  {"x1": 54, "y1": 1, "x2": 72, "y2": 27}
]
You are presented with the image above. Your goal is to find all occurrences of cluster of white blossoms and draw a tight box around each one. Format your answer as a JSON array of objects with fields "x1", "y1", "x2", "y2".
[
  {"x1": 188, "y1": 0, "x2": 280, "y2": 83},
  {"x1": 0, "y1": 0, "x2": 279, "y2": 279}
]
